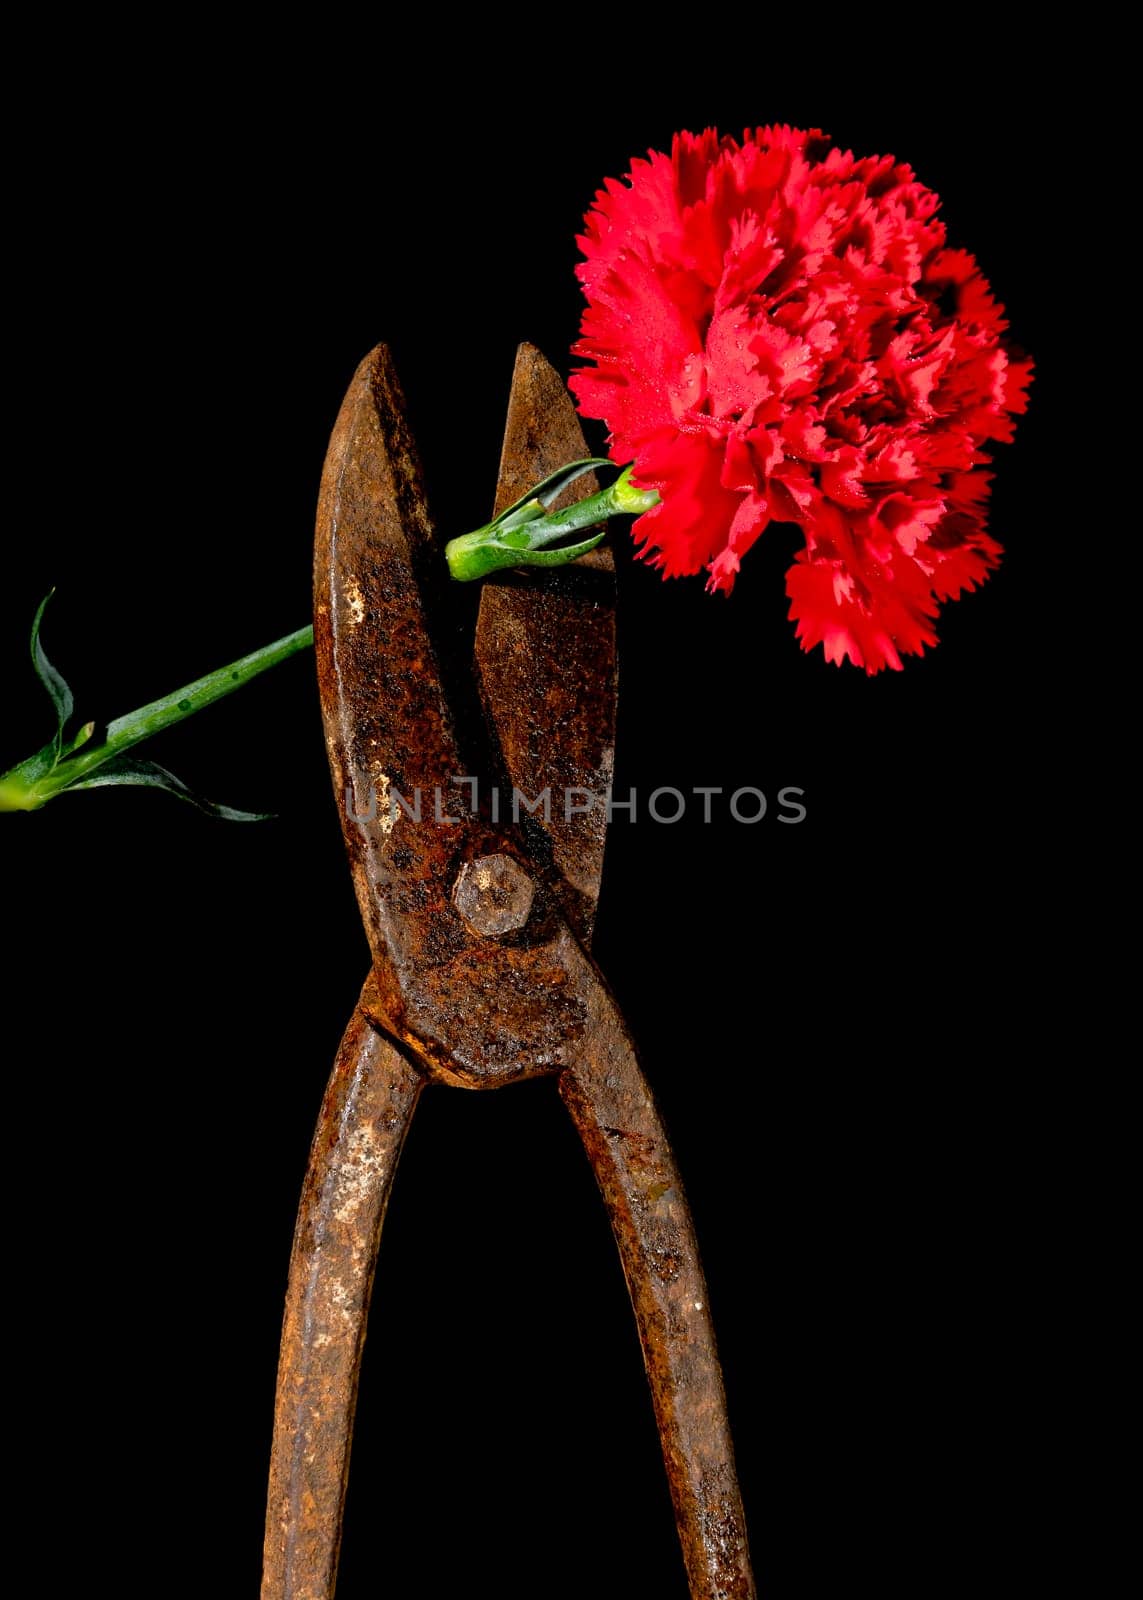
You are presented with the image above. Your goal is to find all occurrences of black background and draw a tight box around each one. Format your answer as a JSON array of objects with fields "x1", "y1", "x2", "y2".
[{"x1": 4, "y1": 40, "x2": 1067, "y2": 1598}]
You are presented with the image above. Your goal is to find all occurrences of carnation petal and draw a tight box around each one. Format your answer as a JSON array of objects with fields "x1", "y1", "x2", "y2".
[{"x1": 573, "y1": 125, "x2": 1030, "y2": 666}]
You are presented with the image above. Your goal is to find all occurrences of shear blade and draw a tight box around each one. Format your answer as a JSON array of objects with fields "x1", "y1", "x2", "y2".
[{"x1": 475, "y1": 344, "x2": 617, "y2": 948}]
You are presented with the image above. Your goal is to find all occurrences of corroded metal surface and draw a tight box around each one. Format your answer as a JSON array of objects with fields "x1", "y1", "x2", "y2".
[
  {"x1": 560, "y1": 971, "x2": 755, "y2": 1600},
  {"x1": 475, "y1": 343, "x2": 616, "y2": 947},
  {"x1": 314, "y1": 346, "x2": 587, "y2": 1088},
  {"x1": 262, "y1": 995, "x2": 421, "y2": 1600},
  {"x1": 452, "y1": 852, "x2": 536, "y2": 938},
  {"x1": 264, "y1": 344, "x2": 756, "y2": 1599}
]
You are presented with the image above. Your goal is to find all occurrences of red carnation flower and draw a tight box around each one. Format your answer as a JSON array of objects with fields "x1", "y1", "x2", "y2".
[{"x1": 570, "y1": 127, "x2": 1032, "y2": 673}]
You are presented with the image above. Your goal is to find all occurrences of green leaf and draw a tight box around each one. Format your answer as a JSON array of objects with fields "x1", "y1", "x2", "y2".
[
  {"x1": 29, "y1": 591, "x2": 74, "y2": 762},
  {"x1": 61, "y1": 721, "x2": 96, "y2": 757},
  {"x1": 509, "y1": 531, "x2": 607, "y2": 566},
  {"x1": 490, "y1": 458, "x2": 612, "y2": 529},
  {"x1": 67, "y1": 755, "x2": 273, "y2": 821},
  {"x1": 4, "y1": 739, "x2": 61, "y2": 789}
]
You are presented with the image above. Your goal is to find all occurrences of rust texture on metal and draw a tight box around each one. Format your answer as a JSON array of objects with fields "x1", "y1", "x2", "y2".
[
  {"x1": 452, "y1": 852, "x2": 535, "y2": 938},
  {"x1": 560, "y1": 984, "x2": 755, "y2": 1600},
  {"x1": 475, "y1": 343, "x2": 617, "y2": 949},
  {"x1": 315, "y1": 345, "x2": 588, "y2": 1088},
  {"x1": 262, "y1": 996, "x2": 422, "y2": 1600},
  {"x1": 264, "y1": 342, "x2": 756, "y2": 1599}
]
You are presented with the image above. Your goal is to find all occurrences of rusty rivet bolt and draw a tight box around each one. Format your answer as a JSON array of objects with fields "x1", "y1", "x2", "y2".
[{"x1": 452, "y1": 853, "x2": 535, "y2": 938}]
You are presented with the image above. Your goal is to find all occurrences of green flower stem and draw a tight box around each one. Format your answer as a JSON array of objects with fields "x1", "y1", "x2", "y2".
[
  {"x1": 2, "y1": 463, "x2": 658, "y2": 815},
  {"x1": 445, "y1": 463, "x2": 658, "y2": 582},
  {"x1": 1, "y1": 624, "x2": 313, "y2": 811}
]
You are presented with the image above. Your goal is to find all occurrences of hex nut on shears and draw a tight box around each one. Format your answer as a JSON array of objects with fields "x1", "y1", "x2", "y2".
[{"x1": 453, "y1": 853, "x2": 535, "y2": 938}]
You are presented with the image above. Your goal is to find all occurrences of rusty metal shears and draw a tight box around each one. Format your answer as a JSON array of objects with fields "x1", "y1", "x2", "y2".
[{"x1": 261, "y1": 343, "x2": 756, "y2": 1600}]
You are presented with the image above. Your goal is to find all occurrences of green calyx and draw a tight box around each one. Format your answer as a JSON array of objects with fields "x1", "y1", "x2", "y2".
[{"x1": 445, "y1": 460, "x2": 658, "y2": 582}]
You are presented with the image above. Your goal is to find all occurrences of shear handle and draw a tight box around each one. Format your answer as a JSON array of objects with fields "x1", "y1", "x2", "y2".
[
  {"x1": 559, "y1": 980, "x2": 757, "y2": 1600},
  {"x1": 262, "y1": 996, "x2": 423, "y2": 1600}
]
